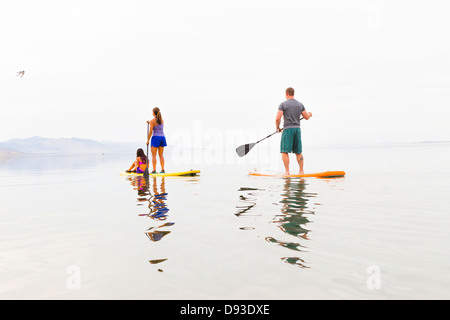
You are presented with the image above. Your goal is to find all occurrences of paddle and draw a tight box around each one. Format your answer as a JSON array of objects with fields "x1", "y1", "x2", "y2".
[
  {"x1": 235, "y1": 117, "x2": 304, "y2": 157},
  {"x1": 236, "y1": 130, "x2": 280, "y2": 157},
  {"x1": 144, "y1": 122, "x2": 150, "y2": 178}
]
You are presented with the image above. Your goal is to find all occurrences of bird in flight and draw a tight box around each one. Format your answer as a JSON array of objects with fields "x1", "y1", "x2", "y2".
[{"x1": 17, "y1": 71, "x2": 25, "y2": 77}]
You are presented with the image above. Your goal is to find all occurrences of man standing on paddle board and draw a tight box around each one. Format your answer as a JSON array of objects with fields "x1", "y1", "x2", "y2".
[{"x1": 275, "y1": 87, "x2": 312, "y2": 175}]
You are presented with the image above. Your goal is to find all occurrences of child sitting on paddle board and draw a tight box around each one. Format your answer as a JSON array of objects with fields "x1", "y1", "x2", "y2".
[
  {"x1": 146, "y1": 107, "x2": 167, "y2": 174},
  {"x1": 126, "y1": 148, "x2": 148, "y2": 173}
]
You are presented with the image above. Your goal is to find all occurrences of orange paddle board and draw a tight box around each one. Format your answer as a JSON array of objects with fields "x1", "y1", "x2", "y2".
[{"x1": 249, "y1": 170, "x2": 345, "y2": 178}]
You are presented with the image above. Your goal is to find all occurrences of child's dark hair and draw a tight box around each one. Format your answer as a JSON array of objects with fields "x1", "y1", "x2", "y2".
[
  {"x1": 153, "y1": 107, "x2": 162, "y2": 125},
  {"x1": 137, "y1": 148, "x2": 147, "y2": 164}
]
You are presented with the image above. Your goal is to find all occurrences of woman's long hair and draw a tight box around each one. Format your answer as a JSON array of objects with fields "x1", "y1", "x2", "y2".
[
  {"x1": 153, "y1": 107, "x2": 162, "y2": 125},
  {"x1": 137, "y1": 148, "x2": 147, "y2": 164}
]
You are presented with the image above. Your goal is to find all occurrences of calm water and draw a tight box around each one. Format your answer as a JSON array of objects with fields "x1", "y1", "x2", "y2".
[{"x1": 1, "y1": 143, "x2": 449, "y2": 299}]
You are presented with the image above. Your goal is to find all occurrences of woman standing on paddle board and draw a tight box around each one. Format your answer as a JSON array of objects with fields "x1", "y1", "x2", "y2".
[
  {"x1": 275, "y1": 87, "x2": 312, "y2": 175},
  {"x1": 126, "y1": 148, "x2": 148, "y2": 173},
  {"x1": 146, "y1": 107, "x2": 167, "y2": 174}
]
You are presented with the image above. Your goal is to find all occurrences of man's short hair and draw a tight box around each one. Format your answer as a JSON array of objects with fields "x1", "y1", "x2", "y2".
[{"x1": 286, "y1": 87, "x2": 295, "y2": 96}]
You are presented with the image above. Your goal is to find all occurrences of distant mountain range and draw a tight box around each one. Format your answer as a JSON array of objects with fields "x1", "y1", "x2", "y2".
[
  {"x1": 0, "y1": 137, "x2": 141, "y2": 156},
  {"x1": 1, "y1": 136, "x2": 448, "y2": 157}
]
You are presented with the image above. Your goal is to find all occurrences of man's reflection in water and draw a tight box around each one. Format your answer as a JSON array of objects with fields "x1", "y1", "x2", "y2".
[
  {"x1": 236, "y1": 179, "x2": 317, "y2": 268},
  {"x1": 267, "y1": 178, "x2": 316, "y2": 268},
  {"x1": 127, "y1": 176, "x2": 171, "y2": 270}
]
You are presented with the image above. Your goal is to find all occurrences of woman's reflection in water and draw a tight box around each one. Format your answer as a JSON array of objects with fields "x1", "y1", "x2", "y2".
[
  {"x1": 128, "y1": 175, "x2": 150, "y2": 204},
  {"x1": 127, "y1": 176, "x2": 172, "y2": 270},
  {"x1": 148, "y1": 177, "x2": 169, "y2": 221},
  {"x1": 267, "y1": 178, "x2": 316, "y2": 268}
]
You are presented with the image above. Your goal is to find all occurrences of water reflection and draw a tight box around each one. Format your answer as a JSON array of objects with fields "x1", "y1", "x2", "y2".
[
  {"x1": 236, "y1": 178, "x2": 317, "y2": 269},
  {"x1": 148, "y1": 177, "x2": 169, "y2": 221},
  {"x1": 126, "y1": 176, "x2": 172, "y2": 270},
  {"x1": 235, "y1": 187, "x2": 263, "y2": 218},
  {"x1": 268, "y1": 178, "x2": 316, "y2": 268},
  {"x1": 0, "y1": 154, "x2": 107, "y2": 173},
  {"x1": 128, "y1": 175, "x2": 150, "y2": 201}
]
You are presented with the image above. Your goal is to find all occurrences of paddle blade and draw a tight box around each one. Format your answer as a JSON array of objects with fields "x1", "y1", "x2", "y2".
[{"x1": 236, "y1": 143, "x2": 256, "y2": 157}]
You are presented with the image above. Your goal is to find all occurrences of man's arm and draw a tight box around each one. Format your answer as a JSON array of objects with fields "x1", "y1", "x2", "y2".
[
  {"x1": 302, "y1": 110, "x2": 312, "y2": 120},
  {"x1": 275, "y1": 110, "x2": 283, "y2": 132}
]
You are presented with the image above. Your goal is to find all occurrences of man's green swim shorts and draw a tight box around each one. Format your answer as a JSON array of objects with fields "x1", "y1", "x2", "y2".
[{"x1": 280, "y1": 127, "x2": 302, "y2": 154}]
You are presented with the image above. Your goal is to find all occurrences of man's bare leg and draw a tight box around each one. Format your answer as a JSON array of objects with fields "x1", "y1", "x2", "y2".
[
  {"x1": 282, "y1": 153, "x2": 290, "y2": 175},
  {"x1": 296, "y1": 153, "x2": 304, "y2": 174}
]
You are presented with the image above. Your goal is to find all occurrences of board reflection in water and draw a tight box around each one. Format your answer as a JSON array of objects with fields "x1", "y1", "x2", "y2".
[{"x1": 236, "y1": 178, "x2": 317, "y2": 268}]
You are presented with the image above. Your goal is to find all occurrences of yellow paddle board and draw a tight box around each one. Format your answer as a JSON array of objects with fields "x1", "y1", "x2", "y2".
[
  {"x1": 120, "y1": 170, "x2": 200, "y2": 177},
  {"x1": 249, "y1": 170, "x2": 345, "y2": 178}
]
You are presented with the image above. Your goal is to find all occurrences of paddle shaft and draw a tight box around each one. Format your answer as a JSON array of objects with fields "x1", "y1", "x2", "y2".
[
  {"x1": 257, "y1": 117, "x2": 304, "y2": 144},
  {"x1": 144, "y1": 122, "x2": 149, "y2": 177},
  {"x1": 255, "y1": 131, "x2": 279, "y2": 145},
  {"x1": 236, "y1": 117, "x2": 304, "y2": 157}
]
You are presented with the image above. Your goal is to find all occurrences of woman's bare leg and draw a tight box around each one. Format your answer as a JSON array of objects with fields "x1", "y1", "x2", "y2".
[
  {"x1": 158, "y1": 147, "x2": 165, "y2": 171},
  {"x1": 151, "y1": 147, "x2": 157, "y2": 172},
  {"x1": 127, "y1": 160, "x2": 138, "y2": 172}
]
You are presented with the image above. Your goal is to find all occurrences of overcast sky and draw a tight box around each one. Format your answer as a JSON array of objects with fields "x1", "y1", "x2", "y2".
[{"x1": 1, "y1": 0, "x2": 449, "y2": 147}]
